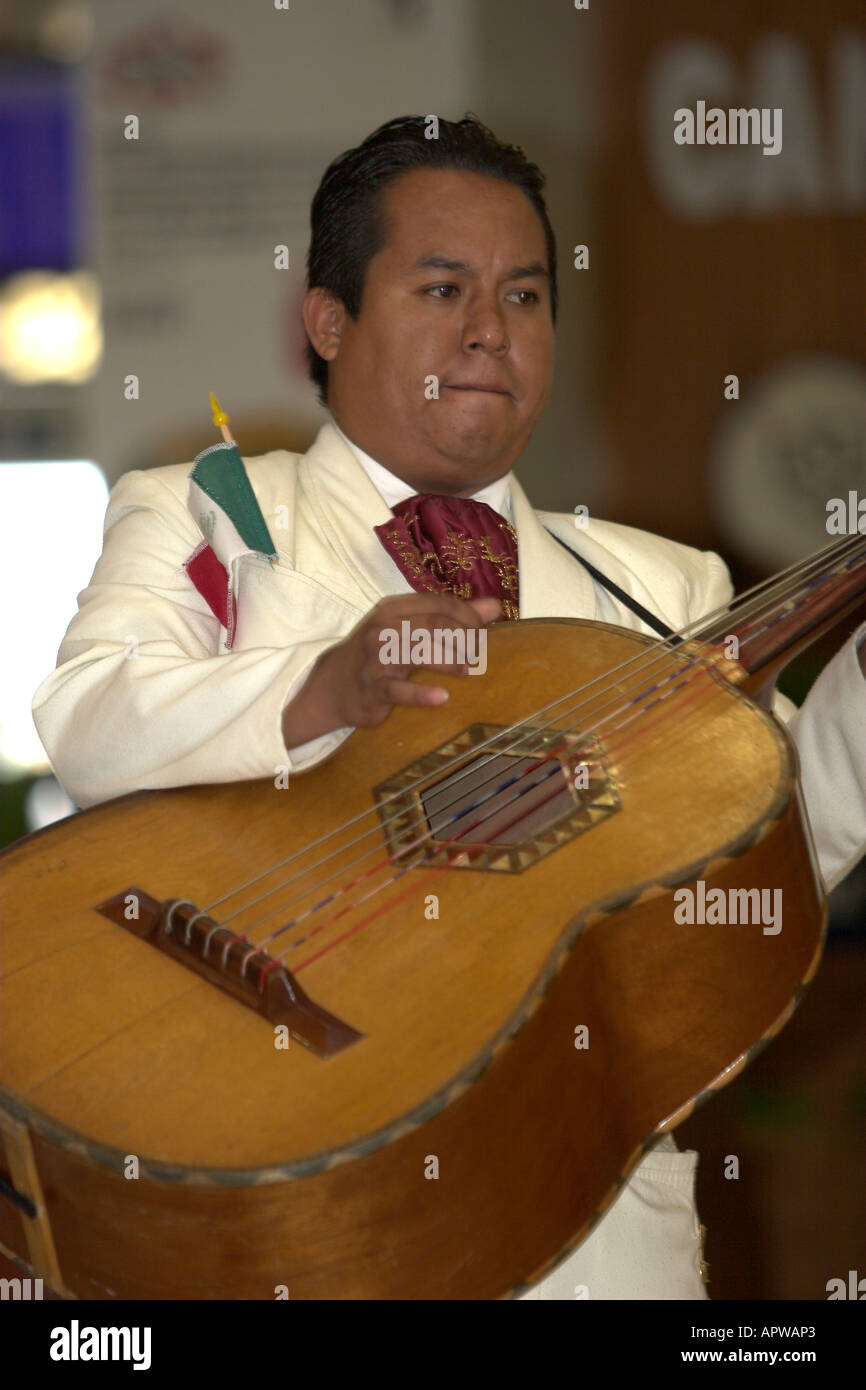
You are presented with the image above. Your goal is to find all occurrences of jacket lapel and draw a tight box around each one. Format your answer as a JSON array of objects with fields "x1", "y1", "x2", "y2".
[
  {"x1": 539, "y1": 511, "x2": 685, "y2": 634},
  {"x1": 510, "y1": 477, "x2": 598, "y2": 621},
  {"x1": 298, "y1": 423, "x2": 415, "y2": 603}
]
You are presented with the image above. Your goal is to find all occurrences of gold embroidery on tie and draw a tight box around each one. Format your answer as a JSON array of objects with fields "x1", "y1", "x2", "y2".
[
  {"x1": 440, "y1": 531, "x2": 478, "y2": 573},
  {"x1": 497, "y1": 559, "x2": 519, "y2": 595},
  {"x1": 478, "y1": 536, "x2": 498, "y2": 559},
  {"x1": 388, "y1": 535, "x2": 440, "y2": 591},
  {"x1": 477, "y1": 536, "x2": 519, "y2": 599},
  {"x1": 384, "y1": 520, "x2": 519, "y2": 619}
]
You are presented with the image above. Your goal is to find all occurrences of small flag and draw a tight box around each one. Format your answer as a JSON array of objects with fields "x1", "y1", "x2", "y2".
[{"x1": 183, "y1": 438, "x2": 276, "y2": 648}]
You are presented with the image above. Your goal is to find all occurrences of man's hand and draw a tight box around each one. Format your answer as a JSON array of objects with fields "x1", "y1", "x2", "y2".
[{"x1": 281, "y1": 593, "x2": 502, "y2": 749}]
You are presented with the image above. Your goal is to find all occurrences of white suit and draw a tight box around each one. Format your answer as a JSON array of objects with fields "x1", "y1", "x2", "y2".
[{"x1": 32, "y1": 419, "x2": 866, "y2": 1299}]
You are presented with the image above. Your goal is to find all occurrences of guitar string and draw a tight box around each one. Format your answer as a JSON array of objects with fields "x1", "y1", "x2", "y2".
[
  {"x1": 201, "y1": 535, "x2": 866, "y2": 987},
  {"x1": 237, "y1": 654, "x2": 736, "y2": 978},
  {"x1": 236, "y1": 538, "x2": 866, "y2": 961},
  {"x1": 287, "y1": 632, "x2": 785, "y2": 974},
  {"x1": 264, "y1": 540, "x2": 866, "y2": 965},
  {"x1": 207, "y1": 531, "x2": 864, "y2": 930},
  {"x1": 212, "y1": 548, "x2": 866, "y2": 983},
  {"x1": 218, "y1": 545, "x2": 866, "y2": 977},
  {"x1": 287, "y1": 555, "x2": 865, "y2": 977},
  {"x1": 257, "y1": 649, "x2": 751, "y2": 955},
  {"x1": 183, "y1": 655, "x2": 727, "y2": 979},
  {"x1": 203, "y1": 535, "x2": 865, "y2": 945}
]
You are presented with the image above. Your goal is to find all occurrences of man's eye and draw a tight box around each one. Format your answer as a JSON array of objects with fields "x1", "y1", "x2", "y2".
[
  {"x1": 508, "y1": 289, "x2": 540, "y2": 305},
  {"x1": 428, "y1": 284, "x2": 458, "y2": 299}
]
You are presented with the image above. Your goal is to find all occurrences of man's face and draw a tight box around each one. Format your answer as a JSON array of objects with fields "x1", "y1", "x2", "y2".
[{"x1": 307, "y1": 167, "x2": 555, "y2": 496}]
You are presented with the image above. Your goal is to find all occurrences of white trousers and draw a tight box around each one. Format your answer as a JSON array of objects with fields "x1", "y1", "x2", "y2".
[{"x1": 518, "y1": 1134, "x2": 708, "y2": 1300}]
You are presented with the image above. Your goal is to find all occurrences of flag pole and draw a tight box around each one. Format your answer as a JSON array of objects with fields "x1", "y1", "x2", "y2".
[{"x1": 209, "y1": 391, "x2": 234, "y2": 445}]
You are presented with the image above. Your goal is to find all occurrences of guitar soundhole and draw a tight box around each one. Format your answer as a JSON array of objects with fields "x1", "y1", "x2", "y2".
[
  {"x1": 373, "y1": 723, "x2": 620, "y2": 874},
  {"x1": 422, "y1": 752, "x2": 575, "y2": 845}
]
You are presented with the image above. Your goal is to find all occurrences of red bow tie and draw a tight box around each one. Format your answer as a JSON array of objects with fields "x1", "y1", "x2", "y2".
[{"x1": 374, "y1": 493, "x2": 519, "y2": 619}]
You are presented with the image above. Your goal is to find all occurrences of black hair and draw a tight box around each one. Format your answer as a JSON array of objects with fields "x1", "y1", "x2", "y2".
[{"x1": 304, "y1": 113, "x2": 558, "y2": 406}]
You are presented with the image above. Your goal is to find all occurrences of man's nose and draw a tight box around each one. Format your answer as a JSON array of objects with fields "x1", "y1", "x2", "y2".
[{"x1": 460, "y1": 295, "x2": 509, "y2": 353}]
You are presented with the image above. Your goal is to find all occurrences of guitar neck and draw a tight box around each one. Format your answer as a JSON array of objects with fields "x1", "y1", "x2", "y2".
[{"x1": 702, "y1": 536, "x2": 866, "y2": 704}]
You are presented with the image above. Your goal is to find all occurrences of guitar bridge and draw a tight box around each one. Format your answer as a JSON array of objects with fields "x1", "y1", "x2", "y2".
[{"x1": 95, "y1": 889, "x2": 362, "y2": 1058}]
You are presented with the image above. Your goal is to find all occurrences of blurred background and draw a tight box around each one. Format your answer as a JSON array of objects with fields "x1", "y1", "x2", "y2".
[{"x1": 0, "y1": 0, "x2": 863, "y2": 1298}]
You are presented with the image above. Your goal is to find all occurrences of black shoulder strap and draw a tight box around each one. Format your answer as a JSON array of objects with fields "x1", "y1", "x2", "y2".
[{"x1": 544, "y1": 528, "x2": 679, "y2": 643}]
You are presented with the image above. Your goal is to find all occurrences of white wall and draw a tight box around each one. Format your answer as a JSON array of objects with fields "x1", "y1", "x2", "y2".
[{"x1": 86, "y1": 0, "x2": 478, "y2": 480}]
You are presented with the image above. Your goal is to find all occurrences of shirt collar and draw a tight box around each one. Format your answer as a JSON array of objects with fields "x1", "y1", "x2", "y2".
[{"x1": 331, "y1": 418, "x2": 513, "y2": 520}]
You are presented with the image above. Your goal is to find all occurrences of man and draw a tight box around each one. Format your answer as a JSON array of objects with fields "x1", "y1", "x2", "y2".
[{"x1": 32, "y1": 115, "x2": 866, "y2": 1299}]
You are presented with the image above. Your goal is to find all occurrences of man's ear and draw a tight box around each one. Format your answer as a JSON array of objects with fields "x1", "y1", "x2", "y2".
[{"x1": 302, "y1": 288, "x2": 346, "y2": 363}]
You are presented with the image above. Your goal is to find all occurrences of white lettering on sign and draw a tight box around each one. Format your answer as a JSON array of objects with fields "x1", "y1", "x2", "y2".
[{"x1": 645, "y1": 32, "x2": 866, "y2": 217}]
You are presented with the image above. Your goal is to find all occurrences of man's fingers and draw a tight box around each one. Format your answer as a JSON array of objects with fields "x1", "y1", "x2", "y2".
[
  {"x1": 373, "y1": 648, "x2": 468, "y2": 677},
  {"x1": 381, "y1": 678, "x2": 450, "y2": 708},
  {"x1": 375, "y1": 593, "x2": 502, "y2": 629},
  {"x1": 468, "y1": 597, "x2": 503, "y2": 623}
]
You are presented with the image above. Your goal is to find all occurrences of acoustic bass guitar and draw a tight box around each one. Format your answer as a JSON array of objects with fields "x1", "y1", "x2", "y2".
[{"x1": 1, "y1": 532, "x2": 864, "y2": 1298}]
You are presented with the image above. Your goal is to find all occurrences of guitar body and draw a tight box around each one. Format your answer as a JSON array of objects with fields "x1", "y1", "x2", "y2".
[{"x1": 0, "y1": 619, "x2": 825, "y2": 1299}]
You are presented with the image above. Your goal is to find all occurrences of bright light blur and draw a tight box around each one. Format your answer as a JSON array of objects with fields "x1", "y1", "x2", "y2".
[
  {"x1": 24, "y1": 775, "x2": 77, "y2": 832},
  {"x1": 0, "y1": 461, "x2": 108, "y2": 773},
  {"x1": 0, "y1": 272, "x2": 102, "y2": 383},
  {"x1": 38, "y1": 0, "x2": 95, "y2": 64}
]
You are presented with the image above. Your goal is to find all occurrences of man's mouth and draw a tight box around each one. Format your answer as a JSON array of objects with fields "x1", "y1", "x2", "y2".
[{"x1": 444, "y1": 384, "x2": 513, "y2": 398}]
